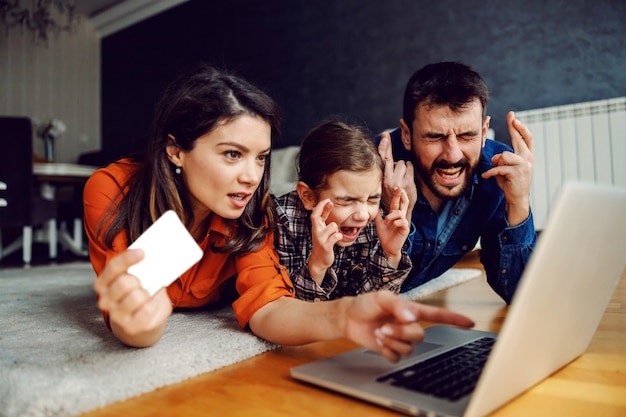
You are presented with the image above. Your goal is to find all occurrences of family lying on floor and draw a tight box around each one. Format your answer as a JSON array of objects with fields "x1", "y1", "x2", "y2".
[{"x1": 84, "y1": 61, "x2": 536, "y2": 362}]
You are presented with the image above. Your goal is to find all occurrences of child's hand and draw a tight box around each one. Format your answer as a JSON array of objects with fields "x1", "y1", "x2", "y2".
[
  {"x1": 308, "y1": 199, "x2": 343, "y2": 284},
  {"x1": 374, "y1": 187, "x2": 410, "y2": 268}
]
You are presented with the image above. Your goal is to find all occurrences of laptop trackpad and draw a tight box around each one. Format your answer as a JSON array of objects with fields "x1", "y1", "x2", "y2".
[
  {"x1": 405, "y1": 342, "x2": 442, "y2": 358},
  {"x1": 365, "y1": 342, "x2": 442, "y2": 359}
]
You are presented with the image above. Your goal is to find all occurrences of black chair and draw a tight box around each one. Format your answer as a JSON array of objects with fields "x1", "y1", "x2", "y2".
[{"x1": 0, "y1": 116, "x2": 58, "y2": 265}]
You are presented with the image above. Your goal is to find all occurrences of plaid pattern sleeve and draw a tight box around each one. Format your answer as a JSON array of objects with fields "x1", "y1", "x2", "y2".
[
  {"x1": 335, "y1": 223, "x2": 412, "y2": 297},
  {"x1": 273, "y1": 192, "x2": 412, "y2": 301},
  {"x1": 273, "y1": 192, "x2": 338, "y2": 301}
]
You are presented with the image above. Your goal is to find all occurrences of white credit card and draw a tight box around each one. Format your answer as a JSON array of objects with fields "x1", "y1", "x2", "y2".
[{"x1": 127, "y1": 210, "x2": 203, "y2": 296}]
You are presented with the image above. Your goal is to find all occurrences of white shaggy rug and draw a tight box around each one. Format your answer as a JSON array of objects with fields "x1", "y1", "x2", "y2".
[
  {"x1": 0, "y1": 262, "x2": 481, "y2": 417},
  {"x1": 400, "y1": 268, "x2": 484, "y2": 300}
]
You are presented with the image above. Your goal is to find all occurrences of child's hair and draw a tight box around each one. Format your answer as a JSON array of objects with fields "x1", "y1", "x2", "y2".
[{"x1": 297, "y1": 120, "x2": 384, "y2": 194}]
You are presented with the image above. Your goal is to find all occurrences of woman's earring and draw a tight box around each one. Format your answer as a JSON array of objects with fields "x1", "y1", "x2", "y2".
[{"x1": 175, "y1": 166, "x2": 181, "y2": 174}]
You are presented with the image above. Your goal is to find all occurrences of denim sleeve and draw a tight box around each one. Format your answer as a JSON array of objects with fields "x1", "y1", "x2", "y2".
[{"x1": 480, "y1": 211, "x2": 537, "y2": 304}]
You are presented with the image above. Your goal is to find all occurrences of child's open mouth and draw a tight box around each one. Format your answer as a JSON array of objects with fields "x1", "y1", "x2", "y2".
[{"x1": 341, "y1": 226, "x2": 361, "y2": 240}]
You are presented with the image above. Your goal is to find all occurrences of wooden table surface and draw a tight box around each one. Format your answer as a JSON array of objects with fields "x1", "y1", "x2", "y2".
[
  {"x1": 33, "y1": 162, "x2": 97, "y2": 180},
  {"x1": 80, "y1": 253, "x2": 626, "y2": 417}
]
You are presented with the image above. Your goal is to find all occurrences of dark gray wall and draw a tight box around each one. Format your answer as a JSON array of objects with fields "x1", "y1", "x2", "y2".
[{"x1": 101, "y1": 0, "x2": 626, "y2": 160}]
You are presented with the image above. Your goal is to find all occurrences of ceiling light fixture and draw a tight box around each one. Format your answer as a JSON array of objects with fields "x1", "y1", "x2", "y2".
[{"x1": 0, "y1": 0, "x2": 79, "y2": 44}]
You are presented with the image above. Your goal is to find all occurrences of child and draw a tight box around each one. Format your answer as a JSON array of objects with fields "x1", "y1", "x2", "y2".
[{"x1": 274, "y1": 120, "x2": 412, "y2": 301}]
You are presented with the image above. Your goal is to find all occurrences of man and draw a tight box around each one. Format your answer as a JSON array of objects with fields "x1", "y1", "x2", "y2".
[{"x1": 378, "y1": 61, "x2": 536, "y2": 303}]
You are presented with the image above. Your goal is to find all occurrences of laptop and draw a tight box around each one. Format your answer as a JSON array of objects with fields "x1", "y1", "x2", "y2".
[{"x1": 290, "y1": 181, "x2": 626, "y2": 417}]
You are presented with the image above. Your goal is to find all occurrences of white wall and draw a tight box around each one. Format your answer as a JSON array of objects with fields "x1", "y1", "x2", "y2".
[{"x1": 0, "y1": 16, "x2": 101, "y2": 164}]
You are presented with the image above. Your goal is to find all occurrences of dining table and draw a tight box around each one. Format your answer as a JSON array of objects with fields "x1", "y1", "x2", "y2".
[{"x1": 33, "y1": 161, "x2": 98, "y2": 256}]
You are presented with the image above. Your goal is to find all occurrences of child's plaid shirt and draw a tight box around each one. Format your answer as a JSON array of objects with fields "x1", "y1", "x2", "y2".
[{"x1": 273, "y1": 191, "x2": 412, "y2": 301}]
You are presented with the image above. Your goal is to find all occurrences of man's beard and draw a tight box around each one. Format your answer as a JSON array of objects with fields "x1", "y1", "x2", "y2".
[{"x1": 415, "y1": 158, "x2": 476, "y2": 201}]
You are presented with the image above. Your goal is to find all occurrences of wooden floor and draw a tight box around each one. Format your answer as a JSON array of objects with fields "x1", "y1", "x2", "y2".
[
  {"x1": 453, "y1": 249, "x2": 483, "y2": 269},
  {"x1": 79, "y1": 249, "x2": 626, "y2": 417}
]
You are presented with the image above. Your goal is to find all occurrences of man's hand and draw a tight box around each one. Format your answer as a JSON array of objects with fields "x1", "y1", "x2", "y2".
[
  {"x1": 378, "y1": 131, "x2": 417, "y2": 223},
  {"x1": 482, "y1": 111, "x2": 534, "y2": 226}
]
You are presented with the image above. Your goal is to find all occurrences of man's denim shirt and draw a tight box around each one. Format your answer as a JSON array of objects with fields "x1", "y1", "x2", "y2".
[{"x1": 383, "y1": 128, "x2": 537, "y2": 303}]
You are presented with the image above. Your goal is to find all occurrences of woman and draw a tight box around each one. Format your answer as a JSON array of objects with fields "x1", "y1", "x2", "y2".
[{"x1": 84, "y1": 63, "x2": 473, "y2": 362}]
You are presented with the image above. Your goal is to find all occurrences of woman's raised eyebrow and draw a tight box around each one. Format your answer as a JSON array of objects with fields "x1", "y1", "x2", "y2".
[
  {"x1": 216, "y1": 142, "x2": 271, "y2": 154},
  {"x1": 216, "y1": 141, "x2": 248, "y2": 150}
]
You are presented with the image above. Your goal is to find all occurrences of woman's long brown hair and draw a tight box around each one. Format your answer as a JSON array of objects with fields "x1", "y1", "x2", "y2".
[{"x1": 98, "y1": 63, "x2": 281, "y2": 256}]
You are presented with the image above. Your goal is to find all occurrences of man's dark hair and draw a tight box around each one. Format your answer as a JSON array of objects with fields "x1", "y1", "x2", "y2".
[{"x1": 402, "y1": 62, "x2": 489, "y2": 132}]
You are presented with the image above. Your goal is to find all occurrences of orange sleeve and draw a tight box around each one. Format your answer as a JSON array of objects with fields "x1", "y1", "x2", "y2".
[
  {"x1": 232, "y1": 232, "x2": 295, "y2": 328},
  {"x1": 83, "y1": 161, "x2": 136, "y2": 329},
  {"x1": 83, "y1": 160, "x2": 135, "y2": 276}
]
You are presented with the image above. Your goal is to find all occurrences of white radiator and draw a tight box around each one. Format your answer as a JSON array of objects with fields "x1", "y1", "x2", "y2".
[{"x1": 516, "y1": 97, "x2": 626, "y2": 230}]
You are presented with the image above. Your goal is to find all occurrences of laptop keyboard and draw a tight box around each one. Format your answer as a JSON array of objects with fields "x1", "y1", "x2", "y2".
[{"x1": 377, "y1": 337, "x2": 496, "y2": 402}]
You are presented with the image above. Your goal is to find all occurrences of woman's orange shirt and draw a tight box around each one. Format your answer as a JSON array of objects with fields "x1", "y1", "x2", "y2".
[{"x1": 83, "y1": 159, "x2": 294, "y2": 328}]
